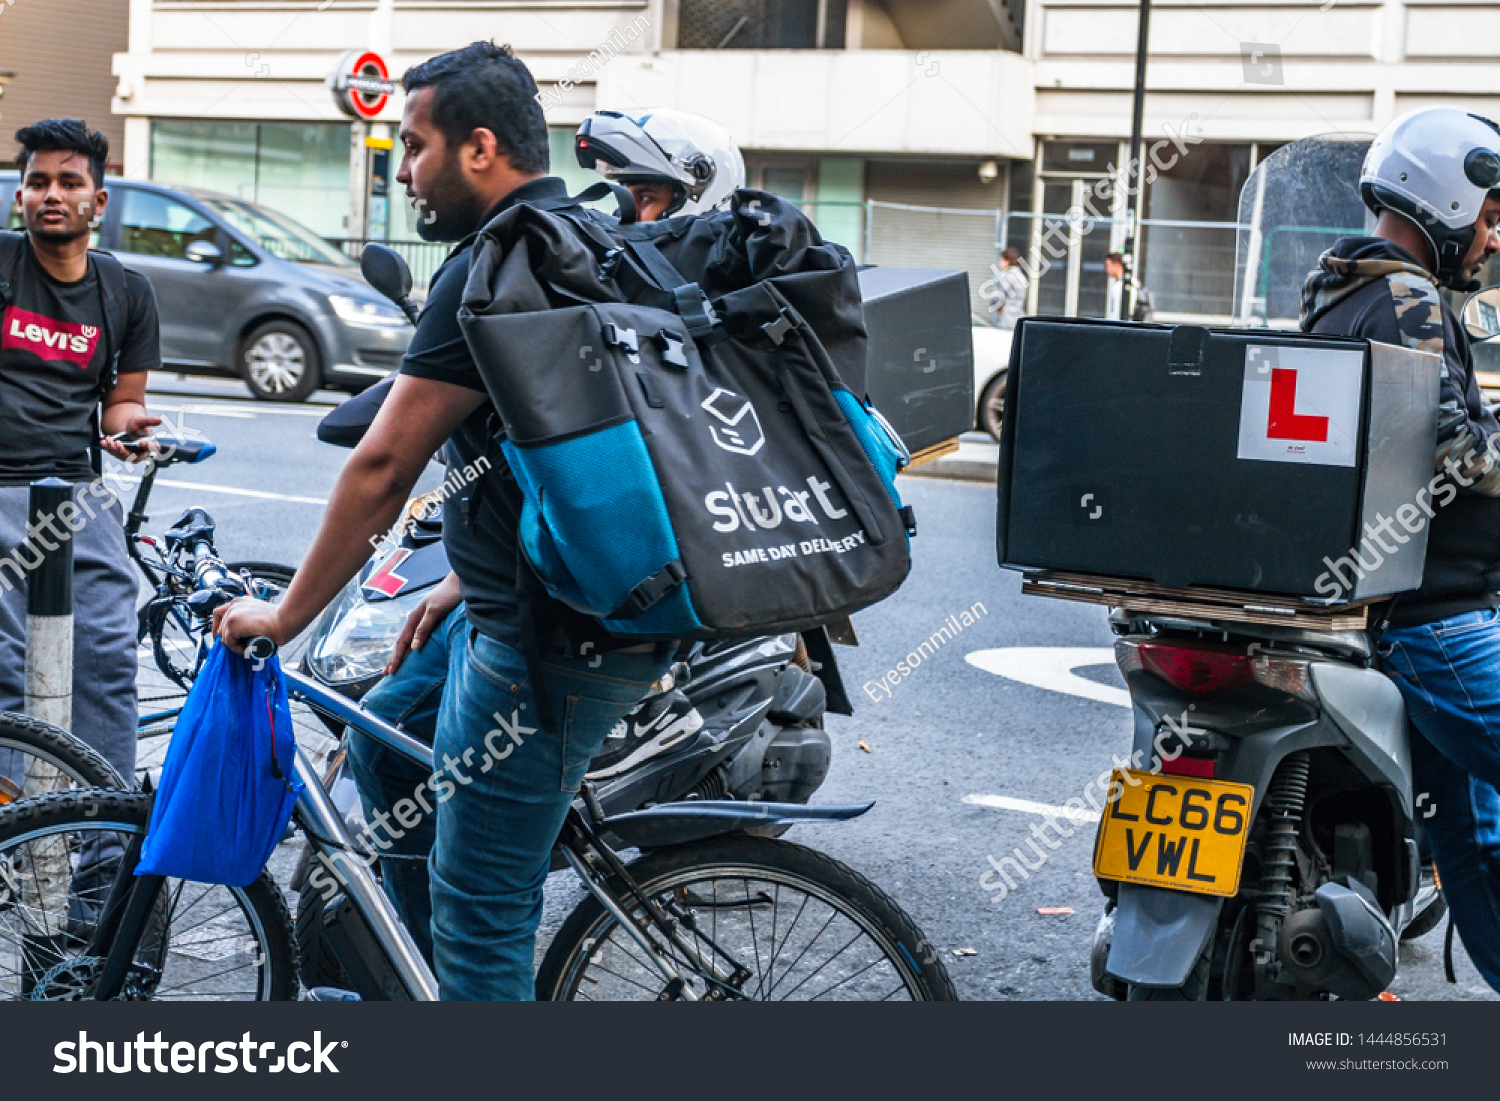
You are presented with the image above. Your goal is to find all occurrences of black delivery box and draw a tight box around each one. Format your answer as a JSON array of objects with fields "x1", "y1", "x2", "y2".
[
  {"x1": 858, "y1": 267, "x2": 975, "y2": 455},
  {"x1": 995, "y1": 318, "x2": 1441, "y2": 603}
]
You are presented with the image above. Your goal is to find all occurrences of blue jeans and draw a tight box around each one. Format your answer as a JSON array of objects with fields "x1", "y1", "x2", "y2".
[
  {"x1": 349, "y1": 607, "x2": 670, "y2": 1000},
  {"x1": 1378, "y1": 607, "x2": 1500, "y2": 993},
  {"x1": 346, "y1": 606, "x2": 464, "y2": 969}
]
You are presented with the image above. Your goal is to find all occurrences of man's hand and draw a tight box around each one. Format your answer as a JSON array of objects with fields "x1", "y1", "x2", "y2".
[
  {"x1": 100, "y1": 413, "x2": 163, "y2": 463},
  {"x1": 213, "y1": 597, "x2": 286, "y2": 656},
  {"x1": 386, "y1": 570, "x2": 462, "y2": 675}
]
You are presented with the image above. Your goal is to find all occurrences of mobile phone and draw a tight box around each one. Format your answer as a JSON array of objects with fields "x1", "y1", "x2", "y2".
[{"x1": 107, "y1": 431, "x2": 149, "y2": 450}]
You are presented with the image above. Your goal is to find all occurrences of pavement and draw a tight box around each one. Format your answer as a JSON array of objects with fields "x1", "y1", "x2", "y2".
[{"x1": 903, "y1": 432, "x2": 999, "y2": 483}]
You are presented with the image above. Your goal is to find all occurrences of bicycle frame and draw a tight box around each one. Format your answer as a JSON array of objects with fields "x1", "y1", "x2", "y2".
[{"x1": 99, "y1": 630, "x2": 872, "y2": 1001}]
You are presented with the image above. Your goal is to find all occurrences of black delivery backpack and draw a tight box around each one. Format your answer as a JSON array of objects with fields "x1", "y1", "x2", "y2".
[{"x1": 458, "y1": 189, "x2": 915, "y2": 640}]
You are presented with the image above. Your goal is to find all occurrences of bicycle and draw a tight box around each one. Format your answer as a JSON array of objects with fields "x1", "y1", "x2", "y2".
[
  {"x1": 0, "y1": 516, "x2": 957, "y2": 1002},
  {"x1": 122, "y1": 431, "x2": 297, "y2": 741},
  {"x1": 0, "y1": 431, "x2": 297, "y2": 803}
]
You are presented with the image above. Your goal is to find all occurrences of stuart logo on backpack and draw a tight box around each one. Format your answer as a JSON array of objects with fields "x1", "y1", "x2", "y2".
[
  {"x1": 703, "y1": 388, "x2": 765, "y2": 455},
  {"x1": 458, "y1": 189, "x2": 914, "y2": 640}
]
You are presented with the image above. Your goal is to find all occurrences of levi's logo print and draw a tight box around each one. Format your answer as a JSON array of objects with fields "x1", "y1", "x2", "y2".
[{"x1": 2, "y1": 307, "x2": 101, "y2": 368}]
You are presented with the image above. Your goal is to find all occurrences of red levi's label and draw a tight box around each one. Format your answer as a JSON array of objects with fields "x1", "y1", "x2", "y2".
[{"x1": 1, "y1": 306, "x2": 101, "y2": 368}]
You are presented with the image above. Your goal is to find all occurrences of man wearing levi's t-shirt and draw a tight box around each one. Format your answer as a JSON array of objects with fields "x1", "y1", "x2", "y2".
[{"x1": 0, "y1": 119, "x2": 163, "y2": 790}]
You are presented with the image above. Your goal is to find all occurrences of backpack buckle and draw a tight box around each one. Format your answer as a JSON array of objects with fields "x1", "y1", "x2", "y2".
[
  {"x1": 656, "y1": 329, "x2": 690, "y2": 369},
  {"x1": 609, "y1": 559, "x2": 688, "y2": 620},
  {"x1": 604, "y1": 322, "x2": 640, "y2": 364},
  {"x1": 600, "y1": 248, "x2": 624, "y2": 281},
  {"x1": 761, "y1": 308, "x2": 798, "y2": 346}
]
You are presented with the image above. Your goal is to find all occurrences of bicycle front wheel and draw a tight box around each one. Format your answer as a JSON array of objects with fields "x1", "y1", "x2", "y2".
[
  {"x1": 0, "y1": 711, "x2": 126, "y2": 802},
  {"x1": 0, "y1": 791, "x2": 296, "y2": 1000},
  {"x1": 537, "y1": 834, "x2": 957, "y2": 1002}
]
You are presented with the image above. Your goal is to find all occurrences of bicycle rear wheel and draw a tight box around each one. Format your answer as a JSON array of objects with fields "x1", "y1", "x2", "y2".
[
  {"x1": 537, "y1": 834, "x2": 957, "y2": 1002},
  {"x1": 0, "y1": 791, "x2": 296, "y2": 1000}
]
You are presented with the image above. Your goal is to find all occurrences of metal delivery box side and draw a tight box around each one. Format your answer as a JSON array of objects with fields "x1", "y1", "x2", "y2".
[{"x1": 858, "y1": 267, "x2": 975, "y2": 455}]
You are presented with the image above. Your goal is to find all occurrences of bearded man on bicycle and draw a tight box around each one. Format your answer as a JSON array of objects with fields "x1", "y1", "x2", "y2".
[{"x1": 215, "y1": 43, "x2": 675, "y2": 1001}]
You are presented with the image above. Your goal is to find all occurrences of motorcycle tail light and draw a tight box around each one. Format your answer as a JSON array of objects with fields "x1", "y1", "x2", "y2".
[
  {"x1": 1161, "y1": 755, "x2": 1216, "y2": 779},
  {"x1": 1137, "y1": 640, "x2": 1253, "y2": 698}
]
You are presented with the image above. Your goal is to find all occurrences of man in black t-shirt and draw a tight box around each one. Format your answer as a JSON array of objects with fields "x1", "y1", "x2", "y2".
[
  {"x1": 0, "y1": 120, "x2": 162, "y2": 787},
  {"x1": 216, "y1": 44, "x2": 672, "y2": 1000}
]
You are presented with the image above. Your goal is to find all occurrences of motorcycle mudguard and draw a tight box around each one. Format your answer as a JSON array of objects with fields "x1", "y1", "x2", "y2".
[
  {"x1": 602, "y1": 800, "x2": 873, "y2": 850},
  {"x1": 1106, "y1": 882, "x2": 1222, "y2": 988}
]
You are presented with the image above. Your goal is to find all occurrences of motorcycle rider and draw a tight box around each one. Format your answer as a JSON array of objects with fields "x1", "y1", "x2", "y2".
[
  {"x1": 1301, "y1": 105, "x2": 1500, "y2": 992},
  {"x1": 331, "y1": 105, "x2": 748, "y2": 973}
]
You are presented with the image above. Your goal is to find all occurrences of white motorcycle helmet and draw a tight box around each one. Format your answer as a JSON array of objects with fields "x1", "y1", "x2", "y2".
[
  {"x1": 1360, "y1": 106, "x2": 1500, "y2": 289},
  {"x1": 575, "y1": 108, "x2": 745, "y2": 217}
]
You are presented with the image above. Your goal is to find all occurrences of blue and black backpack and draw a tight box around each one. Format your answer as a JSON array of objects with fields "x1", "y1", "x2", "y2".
[{"x1": 458, "y1": 189, "x2": 914, "y2": 642}]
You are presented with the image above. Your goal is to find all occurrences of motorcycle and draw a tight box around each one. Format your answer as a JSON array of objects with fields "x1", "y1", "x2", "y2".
[{"x1": 1090, "y1": 136, "x2": 1447, "y2": 1001}]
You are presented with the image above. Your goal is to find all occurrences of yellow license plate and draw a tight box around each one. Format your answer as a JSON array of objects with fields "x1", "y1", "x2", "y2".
[{"x1": 1093, "y1": 770, "x2": 1254, "y2": 898}]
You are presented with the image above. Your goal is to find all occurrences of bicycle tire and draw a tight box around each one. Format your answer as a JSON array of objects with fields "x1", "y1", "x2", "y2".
[
  {"x1": 0, "y1": 790, "x2": 297, "y2": 1000},
  {"x1": 537, "y1": 833, "x2": 958, "y2": 1002},
  {"x1": 294, "y1": 872, "x2": 354, "y2": 991},
  {"x1": 0, "y1": 710, "x2": 127, "y2": 798}
]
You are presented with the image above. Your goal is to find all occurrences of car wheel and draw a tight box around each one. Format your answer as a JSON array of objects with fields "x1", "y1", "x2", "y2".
[
  {"x1": 979, "y1": 372, "x2": 1007, "y2": 443},
  {"x1": 242, "y1": 321, "x2": 321, "y2": 402}
]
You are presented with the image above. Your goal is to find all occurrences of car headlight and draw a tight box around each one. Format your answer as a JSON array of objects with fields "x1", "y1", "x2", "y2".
[
  {"x1": 328, "y1": 293, "x2": 406, "y2": 327},
  {"x1": 306, "y1": 576, "x2": 426, "y2": 685}
]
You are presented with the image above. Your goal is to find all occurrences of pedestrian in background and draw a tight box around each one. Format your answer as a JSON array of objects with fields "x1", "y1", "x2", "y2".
[
  {"x1": 1104, "y1": 251, "x2": 1154, "y2": 321},
  {"x1": 989, "y1": 246, "x2": 1028, "y2": 330}
]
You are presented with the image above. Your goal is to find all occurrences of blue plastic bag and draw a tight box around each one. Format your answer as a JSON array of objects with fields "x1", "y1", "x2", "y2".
[{"x1": 136, "y1": 641, "x2": 302, "y2": 886}]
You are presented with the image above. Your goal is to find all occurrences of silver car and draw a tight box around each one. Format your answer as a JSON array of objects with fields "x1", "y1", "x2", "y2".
[{"x1": 4, "y1": 173, "x2": 413, "y2": 401}]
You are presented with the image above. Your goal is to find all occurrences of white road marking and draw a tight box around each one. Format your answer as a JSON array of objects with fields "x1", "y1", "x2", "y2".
[
  {"x1": 154, "y1": 478, "x2": 328, "y2": 506},
  {"x1": 965, "y1": 647, "x2": 1128, "y2": 708},
  {"x1": 149, "y1": 398, "x2": 335, "y2": 418},
  {"x1": 962, "y1": 793, "x2": 1101, "y2": 823}
]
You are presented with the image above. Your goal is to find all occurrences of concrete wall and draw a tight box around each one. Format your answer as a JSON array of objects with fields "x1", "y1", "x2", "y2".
[{"x1": 0, "y1": 0, "x2": 128, "y2": 169}]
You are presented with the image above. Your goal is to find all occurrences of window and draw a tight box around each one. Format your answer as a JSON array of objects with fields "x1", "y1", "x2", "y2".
[
  {"x1": 196, "y1": 196, "x2": 353, "y2": 268},
  {"x1": 762, "y1": 167, "x2": 808, "y2": 202},
  {"x1": 678, "y1": 0, "x2": 847, "y2": 48},
  {"x1": 151, "y1": 120, "x2": 351, "y2": 238},
  {"x1": 117, "y1": 189, "x2": 216, "y2": 260}
]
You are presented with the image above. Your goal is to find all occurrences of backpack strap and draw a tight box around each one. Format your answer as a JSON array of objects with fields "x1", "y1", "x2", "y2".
[
  {"x1": 85, "y1": 249, "x2": 135, "y2": 476},
  {"x1": 0, "y1": 231, "x2": 25, "y2": 309}
]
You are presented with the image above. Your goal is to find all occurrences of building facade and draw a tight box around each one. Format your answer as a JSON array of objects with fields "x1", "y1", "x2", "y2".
[
  {"x1": 110, "y1": 0, "x2": 1500, "y2": 319},
  {"x1": 0, "y1": 0, "x2": 127, "y2": 169}
]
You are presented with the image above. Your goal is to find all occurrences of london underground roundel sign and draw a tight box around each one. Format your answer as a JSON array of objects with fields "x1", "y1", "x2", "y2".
[{"x1": 329, "y1": 50, "x2": 396, "y2": 120}]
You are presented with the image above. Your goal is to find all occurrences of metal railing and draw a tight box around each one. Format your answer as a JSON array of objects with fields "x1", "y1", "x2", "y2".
[
  {"x1": 327, "y1": 201, "x2": 1269, "y2": 324},
  {"x1": 324, "y1": 237, "x2": 452, "y2": 291}
]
